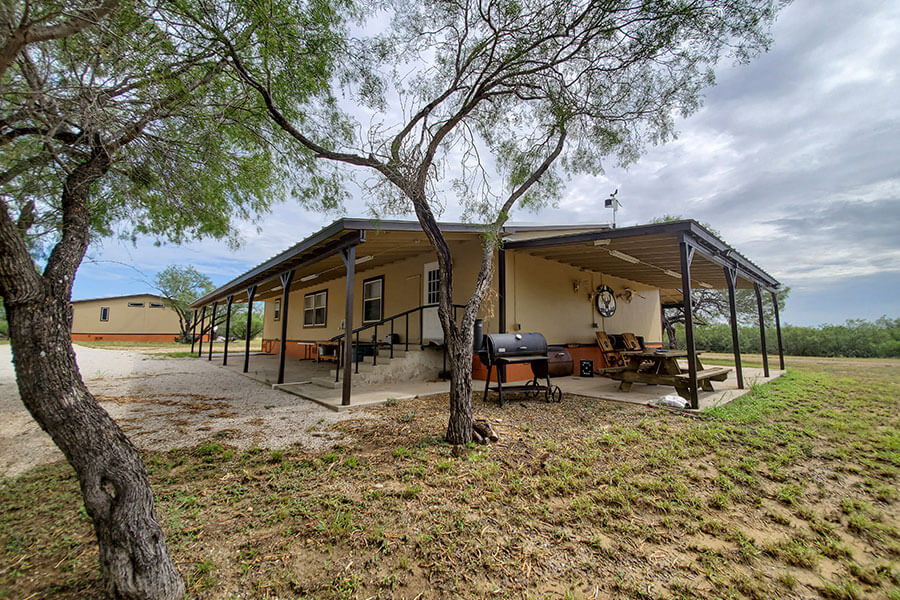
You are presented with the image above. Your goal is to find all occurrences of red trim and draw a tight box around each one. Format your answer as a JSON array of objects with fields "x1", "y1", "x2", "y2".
[
  {"x1": 71, "y1": 333, "x2": 180, "y2": 343},
  {"x1": 471, "y1": 344, "x2": 612, "y2": 380}
]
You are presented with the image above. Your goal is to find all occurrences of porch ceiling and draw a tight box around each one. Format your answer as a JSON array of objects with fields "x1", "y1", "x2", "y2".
[
  {"x1": 504, "y1": 220, "x2": 779, "y2": 300},
  {"x1": 192, "y1": 220, "x2": 485, "y2": 307},
  {"x1": 253, "y1": 229, "x2": 475, "y2": 302}
]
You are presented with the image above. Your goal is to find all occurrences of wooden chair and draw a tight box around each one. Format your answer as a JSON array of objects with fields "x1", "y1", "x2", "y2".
[{"x1": 595, "y1": 331, "x2": 625, "y2": 370}]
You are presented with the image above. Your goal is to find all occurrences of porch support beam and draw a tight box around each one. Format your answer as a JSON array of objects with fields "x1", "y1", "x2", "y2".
[
  {"x1": 207, "y1": 301, "x2": 218, "y2": 361},
  {"x1": 679, "y1": 238, "x2": 699, "y2": 409},
  {"x1": 190, "y1": 310, "x2": 197, "y2": 353},
  {"x1": 222, "y1": 295, "x2": 234, "y2": 366},
  {"x1": 770, "y1": 290, "x2": 785, "y2": 370},
  {"x1": 197, "y1": 305, "x2": 206, "y2": 357},
  {"x1": 277, "y1": 270, "x2": 295, "y2": 385},
  {"x1": 724, "y1": 266, "x2": 744, "y2": 389},
  {"x1": 243, "y1": 285, "x2": 257, "y2": 373},
  {"x1": 498, "y1": 247, "x2": 507, "y2": 334},
  {"x1": 340, "y1": 246, "x2": 356, "y2": 406},
  {"x1": 754, "y1": 283, "x2": 770, "y2": 377}
]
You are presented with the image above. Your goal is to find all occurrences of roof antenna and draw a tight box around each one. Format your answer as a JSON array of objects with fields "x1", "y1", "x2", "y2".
[{"x1": 604, "y1": 189, "x2": 620, "y2": 228}]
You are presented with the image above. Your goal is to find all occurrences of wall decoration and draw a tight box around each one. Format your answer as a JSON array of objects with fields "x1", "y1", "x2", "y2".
[{"x1": 594, "y1": 285, "x2": 616, "y2": 317}]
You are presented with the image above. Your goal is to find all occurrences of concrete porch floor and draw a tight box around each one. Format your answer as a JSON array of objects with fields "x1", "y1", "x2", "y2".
[
  {"x1": 553, "y1": 366, "x2": 784, "y2": 411},
  {"x1": 207, "y1": 351, "x2": 782, "y2": 412},
  {"x1": 209, "y1": 351, "x2": 450, "y2": 411}
]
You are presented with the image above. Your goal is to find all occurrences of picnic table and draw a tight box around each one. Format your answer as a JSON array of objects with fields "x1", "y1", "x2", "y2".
[{"x1": 597, "y1": 349, "x2": 731, "y2": 399}]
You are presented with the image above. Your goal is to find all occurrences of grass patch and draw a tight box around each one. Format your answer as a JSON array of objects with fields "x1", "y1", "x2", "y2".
[{"x1": 2, "y1": 358, "x2": 899, "y2": 599}]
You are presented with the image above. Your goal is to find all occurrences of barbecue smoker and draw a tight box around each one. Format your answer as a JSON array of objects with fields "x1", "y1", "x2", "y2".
[{"x1": 478, "y1": 332, "x2": 562, "y2": 406}]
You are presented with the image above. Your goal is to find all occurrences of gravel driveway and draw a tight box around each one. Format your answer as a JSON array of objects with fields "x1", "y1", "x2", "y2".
[{"x1": 0, "y1": 344, "x2": 363, "y2": 478}]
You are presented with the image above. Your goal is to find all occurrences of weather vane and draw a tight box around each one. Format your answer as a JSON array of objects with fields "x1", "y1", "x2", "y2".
[{"x1": 604, "y1": 188, "x2": 621, "y2": 228}]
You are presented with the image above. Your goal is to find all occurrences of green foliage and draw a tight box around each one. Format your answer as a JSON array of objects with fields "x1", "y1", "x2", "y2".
[
  {"x1": 674, "y1": 316, "x2": 900, "y2": 358},
  {"x1": 0, "y1": 299, "x2": 7, "y2": 338},
  {"x1": 1, "y1": 0, "x2": 345, "y2": 261},
  {"x1": 228, "y1": 306, "x2": 263, "y2": 341},
  {"x1": 153, "y1": 265, "x2": 214, "y2": 340}
]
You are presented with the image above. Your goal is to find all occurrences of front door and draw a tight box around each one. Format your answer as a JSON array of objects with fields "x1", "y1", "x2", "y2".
[{"x1": 422, "y1": 261, "x2": 443, "y2": 344}]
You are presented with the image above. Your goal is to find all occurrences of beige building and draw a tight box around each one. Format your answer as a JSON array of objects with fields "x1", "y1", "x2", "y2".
[
  {"x1": 71, "y1": 293, "x2": 181, "y2": 342},
  {"x1": 192, "y1": 219, "x2": 782, "y2": 406}
]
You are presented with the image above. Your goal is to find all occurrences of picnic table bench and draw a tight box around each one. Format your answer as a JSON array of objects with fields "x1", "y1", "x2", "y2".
[{"x1": 597, "y1": 349, "x2": 731, "y2": 400}]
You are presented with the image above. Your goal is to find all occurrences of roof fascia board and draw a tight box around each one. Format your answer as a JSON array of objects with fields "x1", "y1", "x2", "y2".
[
  {"x1": 71, "y1": 293, "x2": 166, "y2": 304},
  {"x1": 502, "y1": 220, "x2": 693, "y2": 249},
  {"x1": 679, "y1": 231, "x2": 779, "y2": 291},
  {"x1": 681, "y1": 225, "x2": 780, "y2": 290},
  {"x1": 191, "y1": 229, "x2": 364, "y2": 308}
]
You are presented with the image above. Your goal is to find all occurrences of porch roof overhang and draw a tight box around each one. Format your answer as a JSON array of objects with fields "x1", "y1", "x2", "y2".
[
  {"x1": 190, "y1": 219, "x2": 494, "y2": 308},
  {"x1": 502, "y1": 219, "x2": 780, "y2": 301}
]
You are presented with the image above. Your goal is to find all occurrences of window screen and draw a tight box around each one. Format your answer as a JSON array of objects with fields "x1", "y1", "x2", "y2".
[
  {"x1": 303, "y1": 290, "x2": 327, "y2": 327},
  {"x1": 273, "y1": 299, "x2": 281, "y2": 321},
  {"x1": 149, "y1": 302, "x2": 165, "y2": 308},
  {"x1": 127, "y1": 302, "x2": 144, "y2": 307},
  {"x1": 426, "y1": 268, "x2": 440, "y2": 304},
  {"x1": 363, "y1": 277, "x2": 383, "y2": 323},
  {"x1": 100, "y1": 306, "x2": 110, "y2": 321}
]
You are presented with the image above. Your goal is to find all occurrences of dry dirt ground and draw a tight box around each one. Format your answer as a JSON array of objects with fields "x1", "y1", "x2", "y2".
[{"x1": 0, "y1": 344, "x2": 360, "y2": 478}]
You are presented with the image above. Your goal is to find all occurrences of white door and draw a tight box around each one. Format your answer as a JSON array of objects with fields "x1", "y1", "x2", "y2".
[{"x1": 422, "y1": 261, "x2": 443, "y2": 344}]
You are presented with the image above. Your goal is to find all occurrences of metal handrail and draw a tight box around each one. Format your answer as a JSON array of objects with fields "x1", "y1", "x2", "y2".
[{"x1": 329, "y1": 303, "x2": 466, "y2": 382}]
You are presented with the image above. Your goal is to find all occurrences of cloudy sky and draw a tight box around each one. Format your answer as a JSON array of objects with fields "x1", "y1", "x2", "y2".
[{"x1": 73, "y1": 0, "x2": 900, "y2": 327}]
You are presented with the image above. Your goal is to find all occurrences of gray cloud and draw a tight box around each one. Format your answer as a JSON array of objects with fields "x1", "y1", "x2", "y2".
[{"x1": 73, "y1": 2, "x2": 900, "y2": 326}]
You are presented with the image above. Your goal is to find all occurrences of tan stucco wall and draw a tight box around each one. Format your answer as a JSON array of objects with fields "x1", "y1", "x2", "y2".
[
  {"x1": 71, "y1": 295, "x2": 181, "y2": 335},
  {"x1": 261, "y1": 238, "x2": 494, "y2": 343},
  {"x1": 503, "y1": 252, "x2": 662, "y2": 345},
  {"x1": 260, "y1": 236, "x2": 662, "y2": 346}
]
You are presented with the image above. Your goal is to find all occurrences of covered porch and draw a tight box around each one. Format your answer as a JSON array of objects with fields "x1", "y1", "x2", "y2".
[{"x1": 500, "y1": 220, "x2": 785, "y2": 409}]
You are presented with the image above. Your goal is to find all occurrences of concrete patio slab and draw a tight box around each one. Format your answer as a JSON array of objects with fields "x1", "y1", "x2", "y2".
[
  {"x1": 208, "y1": 350, "x2": 783, "y2": 413},
  {"x1": 209, "y1": 351, "x2": 450, "y2": 411},
  {"x1": 552, "y1": 365, "x2": 784, "y2": 411}
]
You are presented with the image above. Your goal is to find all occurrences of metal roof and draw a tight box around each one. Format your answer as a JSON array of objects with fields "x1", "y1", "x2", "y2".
[
  {"x1": 71, "y1": 293, "x2": 166, "y2": 304},
  {"x1": 191, "y1": 218, "x2": 778, "y2": 308}
]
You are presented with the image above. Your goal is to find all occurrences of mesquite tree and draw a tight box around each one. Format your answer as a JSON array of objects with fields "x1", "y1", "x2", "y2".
[
  {"x1": 0, "y1": 1, "x2": 341, "y2": 597},
  {"x1": 190, "y1": 0, "x2": 787, "y2": 444},
  {"x1": 153, "y1": 265, "x2": 215, "y2": 341}
]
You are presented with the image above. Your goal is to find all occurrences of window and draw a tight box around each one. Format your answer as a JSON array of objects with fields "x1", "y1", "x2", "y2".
[
  {"x1": 426, "y1": 268, "x2": 440, "y2": 304},
  {"x1": 127, "y1": 302, "x2": 144, "y2": 307},
  {"x1": 273, "y1": 299, "x2": 281, "y2": 321},
  {"x1": 363, "y1": 276, "x2": 383, "y2": 323},
  {"x1": 303, "y1": 290, "x2": 327, "y2": 327},
  {"x1": 100, "y1": 306, "x2": 110, "y2": 321},
  {"x1": 149, "y1": 302, "x2": 165, "y2": 308}
]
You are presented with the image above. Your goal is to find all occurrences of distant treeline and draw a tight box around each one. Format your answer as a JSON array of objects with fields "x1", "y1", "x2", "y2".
[{"x1": 674, "y1": 317, "x2": 900, "y2": 358}]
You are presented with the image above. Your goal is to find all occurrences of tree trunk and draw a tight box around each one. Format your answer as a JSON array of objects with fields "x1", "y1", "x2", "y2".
[
  {"x1": 0, "y1": 150, "x2": 184, "y2": 599},
  {"x1": 445, "y1": 324, "x2": 474, "y2": 445},
  {"x1": 7, "y1": 299, "x2": 185, "y2": 600}
]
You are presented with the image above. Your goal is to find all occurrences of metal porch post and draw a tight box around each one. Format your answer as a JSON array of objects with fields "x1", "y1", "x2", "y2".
[
  {"x1": 340, "y1": 246, "x2": 356, "y2": 406},
  {"x1": 207, "y1": 301, "x2": 218, "y2": 360},
  {"x1": 243, "y1": 285, "x2": 257, "y2": 373},
  {"x1": 770, "y1": 290, "x2": 785, "y2": 370},
  {"x1": 498, "y1": 247, "x2": 507, "y2": 334},
  {"x1": 498, "y1": 246, "x2": 507, "y2": 384},
  {"x1": 197, "y1": 305, "x2": 206, "y2": 357},
  {"x1": 754, "y1": 283, "x2": 770, "y2": 377},
  {"x1": 222, "y1": 295, "x2": 234, "y2": 366},
  {"x1": 679, "y1": 240, "x2": 699, "y2": 409},
  {"x1": 724, "y1": 266, "x2": 744, "y2": 389},
  {"x1": 190, "y1": 310, "x2": 197, "y2": 353},
  {"x1": 277, "y1": 270, "x2": 295, "y2": 385}
]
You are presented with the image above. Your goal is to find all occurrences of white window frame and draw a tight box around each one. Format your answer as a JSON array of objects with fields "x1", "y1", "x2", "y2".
[
  {"x1": 100, "y1": 306, "x2": 110, "y2": 321},
  {"x1": 303, "y1": 290, "x2": 327, "y2": 328},
  {"x1": 362, "y1": 276, "x2": 384, "y2": 324}
]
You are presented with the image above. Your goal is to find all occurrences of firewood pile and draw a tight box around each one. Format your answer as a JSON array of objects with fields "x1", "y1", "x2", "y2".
[{"x1": 472, "y1": 419, "x2": 499, "y2": 444}]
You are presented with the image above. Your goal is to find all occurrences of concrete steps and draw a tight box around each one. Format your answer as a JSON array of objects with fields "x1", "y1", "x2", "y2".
[{"x1": 309, "y1": 344, "x2": 443, "y2": 389}]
